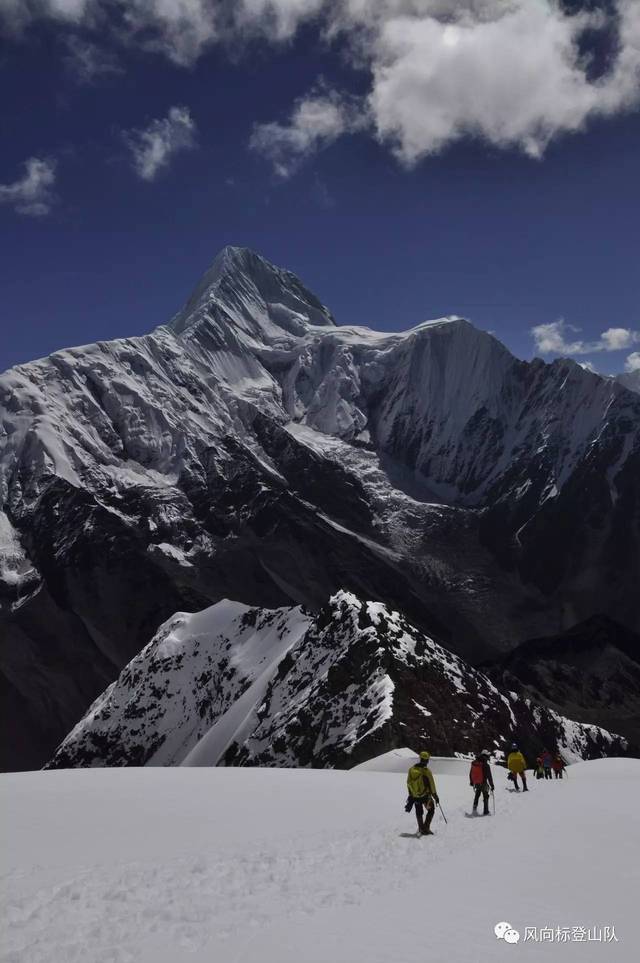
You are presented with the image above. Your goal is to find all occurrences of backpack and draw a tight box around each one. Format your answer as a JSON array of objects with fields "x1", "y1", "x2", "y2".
[{"x1": 470, "y1": 760, "x2": 485, "y2": 786}]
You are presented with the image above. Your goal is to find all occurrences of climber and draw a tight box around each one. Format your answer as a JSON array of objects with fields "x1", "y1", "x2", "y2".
[
  {"x1": 469, "y1": 749, "x2": 495, "y2": 815},
  {"x1": 407, "y1": 751, "x2": 439, "y2": 835},
  {"x1": 552, "y1": 753, "x2": 566, "y2": 779},
  {"x1": 506, "y1": 743, "x2": 528, "y2": 791},
  {"x1": 541, "y1": 748, "x2": 553, "y2": 779}
]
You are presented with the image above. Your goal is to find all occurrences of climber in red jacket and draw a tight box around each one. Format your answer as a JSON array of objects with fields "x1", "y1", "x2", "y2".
[{"x1": 469, "y1": 749, "x2": 495, "y2": 815}]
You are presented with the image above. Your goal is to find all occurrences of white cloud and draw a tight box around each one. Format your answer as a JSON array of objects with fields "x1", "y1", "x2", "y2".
[
  {"x1": 64, "y1": 36, "x2": 121, "y2": 81},
  {"x1": 119, "y1": 0, "x2": 220, "y2": 66},
  {"x1": 0, "y1": 156, "x2": 57, "y2": 216},
  {"x1": 0, "y1": 0, "x2": 321, "y2": 64},
  {"x1": 337, "y1": 0, "x2": 640, "y2": 164},
  {"x1": 250, "y1": 0, "x2": 640, "y2": 171},
  {"x1": 625, "y1": 352, "x2": 640, "y2": 373},
  {"x1": 531, "y1": 319, "x2": 640, "y2": 356},
  {"x1": 234, "y1": 0, "x2": 325, "y2": 42},
  {"x1": 4, "y1": 1, "x2": 640, "y2": 168},
  {"x1": 250, "y1": 85, "x2": 366, "y2": 177},
  {"x1": 123, "y1": 105, "x2": 197, "y2": 181},
  {"x1": 0, "y1": 0, "x2": 220, "y2": 64},
  {"x1": 599, "y1": 327, "x2": 638, "y2": 351},
  {"x1": 0, "y1": 0, "x2": 92, "y2": 31},
  {"x1": 531, "y1": 320, "x2": 587, "y2": 355}
]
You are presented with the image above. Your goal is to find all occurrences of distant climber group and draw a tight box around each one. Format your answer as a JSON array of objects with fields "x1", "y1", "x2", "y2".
[
  {"x1": 507, "y1": 743, "x2": 567, "y2": 788},
  {"x1": 534, "y1": 749, "x2": 566, "y2": 780},
  {"x1": 405, "y1": 743, "x2": 568, "y2": 836}
]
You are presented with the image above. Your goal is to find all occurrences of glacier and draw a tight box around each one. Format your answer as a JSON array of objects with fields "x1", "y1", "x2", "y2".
[{"x1": 1, "y1": 245, "x2": 639, "y2": 770}]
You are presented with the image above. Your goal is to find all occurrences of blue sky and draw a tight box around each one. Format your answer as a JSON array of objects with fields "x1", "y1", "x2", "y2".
[{"x1": 1, "y1": 0, "x2": 639, "y2": 376}]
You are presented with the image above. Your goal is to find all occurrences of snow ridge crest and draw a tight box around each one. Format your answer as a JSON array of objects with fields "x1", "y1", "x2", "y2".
[
  {"x1": 168, "y1": 245, "x2": 336, "y2": 340},
  {"x1": 46, "y1": 592, "x2": 628, "y2": 772}
]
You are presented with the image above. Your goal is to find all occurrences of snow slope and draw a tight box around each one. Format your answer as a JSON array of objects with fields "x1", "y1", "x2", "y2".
[
  {"x1": 53, "y1": 599, "x2": 312, "y2": 767},
  {"x1": 47, "y1": 592, "x2": 627, "y2": 769},
  {"x1": 2, "y1": 758, "x2": 638, "y2": 963},
  {"x1": 353, "y1": 748, "x2": 473, "y2": 775},
  {"x1": 3, "y1": 245, "x2": 640, "y2": 770}
]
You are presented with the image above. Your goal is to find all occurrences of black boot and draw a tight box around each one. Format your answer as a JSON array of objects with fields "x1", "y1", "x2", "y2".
[{"x1": 422, "y1": 807, "x2": 435, "y2": 835}]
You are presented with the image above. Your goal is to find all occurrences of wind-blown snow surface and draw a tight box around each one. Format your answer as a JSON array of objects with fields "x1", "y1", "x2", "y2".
[
  {"x1": 2, "y1": 245, "x2": 640, "y2": 770},
  {"x1": 2, "y1": 759, "x2": 638, "y2": 963},
  {"x1": 47, "y1": 592, "x2": 627, "y2": 770}
]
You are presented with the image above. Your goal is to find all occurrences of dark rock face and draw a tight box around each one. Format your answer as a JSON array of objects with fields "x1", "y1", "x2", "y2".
[
  {"x1": 1, "y1": 583, "x2": 115, "y2": 771},
  {"x1": 46, "y1": 593, "x2": 628, "y2": 772},
  {"x1": 2, "y1": 247, "x2": 640, "y2": 770},
  {"x1": 482, "y1": 616, "x2": 640, "y2": 750}
]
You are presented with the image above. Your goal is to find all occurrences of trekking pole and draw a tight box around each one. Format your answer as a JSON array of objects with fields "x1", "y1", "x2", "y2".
[
  {"x1": 491, "y1": 790, "x2": 495, "y2": 815},
  {"x1": 437, "y1": 799, "x2": 448, "y2": 825}
]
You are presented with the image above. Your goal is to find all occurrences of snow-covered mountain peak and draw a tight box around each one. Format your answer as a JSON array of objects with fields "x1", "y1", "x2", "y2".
[
  {"x1": 3, "y1": 246, "x2": 640, "y2": 771},
  {"x1": 168, "y1": 246, "x2": 335, "y2": 344},
  {"x1": 406, "y1": 315, "x2": 474, "y2": 336},
  {"x1": 47, "y1": 590, "x2": 629, "y2": 771}
]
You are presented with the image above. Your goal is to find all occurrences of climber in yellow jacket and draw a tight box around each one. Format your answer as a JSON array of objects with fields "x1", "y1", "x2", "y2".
[
  {"x1": 506, "y1": 743, "x2": 528, "y2": 792},
  {"x1": 406, "y1": 751, "x2": 439, "y2": 835}
]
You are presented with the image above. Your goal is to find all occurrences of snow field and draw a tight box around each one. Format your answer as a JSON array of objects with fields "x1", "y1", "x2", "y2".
[{"x1": 2, "y1": 758, "x2": 639, "y2": 963}]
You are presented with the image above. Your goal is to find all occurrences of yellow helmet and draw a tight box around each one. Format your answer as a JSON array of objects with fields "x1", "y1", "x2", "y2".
[{"x1": 419, "y1": 751, "x2": 430, "y2": 762}]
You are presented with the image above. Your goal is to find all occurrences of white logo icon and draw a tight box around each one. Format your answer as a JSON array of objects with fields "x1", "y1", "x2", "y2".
[{"x1": 495, "y1": 921, "x2": 520, "y2": 943}]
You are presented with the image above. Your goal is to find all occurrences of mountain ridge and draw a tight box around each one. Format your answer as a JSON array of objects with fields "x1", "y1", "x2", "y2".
[
  {"x1": 46, "y1": 591, "x2": 629, "y2": 771},
  {"x1": 483, "y1": 615, "x2": 640, "y2": 746},
  {"x1": 1, "y1": 246, "x2": 639, "y2": 770}
]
